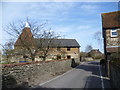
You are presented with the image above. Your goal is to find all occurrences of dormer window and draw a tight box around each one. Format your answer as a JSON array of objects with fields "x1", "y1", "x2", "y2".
[{"x1": 111, "y1": 29, "x2": 118, "y2": 37}]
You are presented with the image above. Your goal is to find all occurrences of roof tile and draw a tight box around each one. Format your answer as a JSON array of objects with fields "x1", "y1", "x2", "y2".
[{"x1": 102, "y1": 11, "x2": 120, "y2": 29}]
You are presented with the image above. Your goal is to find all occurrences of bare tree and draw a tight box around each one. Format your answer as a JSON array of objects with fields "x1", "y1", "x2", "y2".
[
  {"x1": 1, "y1": 39, "x2": 15, "y2": 63},
  {"x1": 93, "y1": 31, "x2": 103, "y2": 49},
  {"x1": 3, "y1": 19, "x2": 61, "y2": 62},
  {"x1": 85, "y1": 45, "x2": 93, "y2": 53},
  {"x1": 34, "y1": 31, "x2": 60, "y2": 61}
]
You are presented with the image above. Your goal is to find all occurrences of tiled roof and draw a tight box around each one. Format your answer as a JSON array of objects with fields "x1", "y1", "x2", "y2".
[
  {"x1": 101, "y1": 11, "x2": 120, "y2": 29},
  {"x1": 14, "y1": 27, "x2": 35, "y2": 46},
  {"x1": 15, "y1": 28, "x2": 80, "y2": 48},
  {"x1": 35, "y1": 38, "x2": 80, "y2": 48},
  {"x1": 88, "y1": 49, "x2": 102, "y2": 54}
]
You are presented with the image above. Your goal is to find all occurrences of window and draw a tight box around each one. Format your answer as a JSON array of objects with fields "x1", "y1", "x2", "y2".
[
  {"x1": 39, "y1": 56, "x2": 44, "y2": 58},
  {"x1": 111, "y1": 29, "x2": 118, "y2": 37},
  {"x1": 67, "y1": 55, "x2": 71, "y2": 59},
  {"x1": 57, "y1": 55, "x2": 61, "y2": 60},
  {"x1": 67, "y1": 48, "x2": 71, "y2": 51},
  {"x1": 57, "y1": 47, "x2": 60, "y2": 51},
  {"x1": 23, "y1": 55, "x2": 28, "y2": 58}
]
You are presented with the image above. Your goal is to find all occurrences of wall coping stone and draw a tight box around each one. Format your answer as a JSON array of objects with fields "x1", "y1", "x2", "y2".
[{"x1": 2, "y1": 59, "x2": 70, "y2": 67}]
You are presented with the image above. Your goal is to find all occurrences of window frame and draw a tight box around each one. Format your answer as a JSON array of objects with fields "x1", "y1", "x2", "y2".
[{"x1": 111, "y1": 29, "x2": 118, "y2": 37}]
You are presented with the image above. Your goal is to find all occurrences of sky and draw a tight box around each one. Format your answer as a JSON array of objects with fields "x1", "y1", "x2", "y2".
[{"x1": 1, "y1": 1, "x2": 119, "y2": 52}]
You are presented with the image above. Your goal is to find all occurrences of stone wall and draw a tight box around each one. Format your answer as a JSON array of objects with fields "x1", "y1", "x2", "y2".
[
  {"x1": 9, "y1": 47, "x2": 80, "y2": 63},
  {"x1": 106, "y1": 28, "x2": 120, "y2": 47},
  {"x1": 105, "y1": 29, "x2": 120, "y2": 53},
  {"x1": 2, "y1": 59, "x2": 80, "y2": 88},
  {"x1": 81, "y1": 57, "x2": 94, "y2": 61}
]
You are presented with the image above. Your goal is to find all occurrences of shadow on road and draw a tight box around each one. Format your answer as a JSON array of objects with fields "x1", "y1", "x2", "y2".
[
  {"x1": 75, "y1": 62, "x2": 100, "y2": 76},
  {"x1": 84, "y1": 75, "x2": 110, "y2": 89},
  {"x1": 31, "y1": 61, "x2": 112, "y2": 89},
  {"x1": 87, "y1": 61, "x2": 99, "y2": 65},
  {"x1": 75, "y1": 61, "x2": 111, "y2": 89},
  {"x1": 32, "y1": 87, "x2": 84, "y2": 90},
  {"x1": 4, "y1": 61, "x2": 111, "y2": 90}
]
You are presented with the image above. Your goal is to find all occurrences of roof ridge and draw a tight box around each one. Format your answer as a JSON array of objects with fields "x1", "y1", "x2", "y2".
[
  {"x1": 34, "y1": 38, "x2": 76, "y2": 40},
  {"x1": 101, "y1": 11, "x2": 120, "y2": 15}
]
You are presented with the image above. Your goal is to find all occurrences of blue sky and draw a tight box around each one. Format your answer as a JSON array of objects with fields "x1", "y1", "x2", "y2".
[{"x1": 1, "y1": 1, "x2": 119, "y2": 52}]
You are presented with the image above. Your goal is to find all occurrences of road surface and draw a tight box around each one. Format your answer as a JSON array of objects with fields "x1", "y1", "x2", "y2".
[{"x1": 32, "y1": 61, "x2": 111, "y2": 89}]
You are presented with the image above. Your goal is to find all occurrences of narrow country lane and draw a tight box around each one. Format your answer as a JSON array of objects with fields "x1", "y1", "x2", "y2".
[{"x1": 32, "y1": 61, "x2": 111, "y2": 89}]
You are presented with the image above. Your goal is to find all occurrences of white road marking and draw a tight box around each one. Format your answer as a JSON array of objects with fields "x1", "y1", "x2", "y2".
[{"x1": 99, "y1": 63, "x2": 104, "y2": 90}]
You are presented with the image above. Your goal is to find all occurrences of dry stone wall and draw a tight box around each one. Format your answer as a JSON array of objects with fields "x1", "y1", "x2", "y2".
[{"x1": 2, "y1": 59, "x2": 80, "y2": 88}]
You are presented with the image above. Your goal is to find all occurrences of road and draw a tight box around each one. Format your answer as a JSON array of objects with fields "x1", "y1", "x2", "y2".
[{"x1": 32, "y1": 61, "x2": 111, "y2": 89}]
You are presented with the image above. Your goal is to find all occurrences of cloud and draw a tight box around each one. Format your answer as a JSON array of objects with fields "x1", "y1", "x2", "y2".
[
  {"x1": 54, "y1": 24, "x2": 102, "y2": 51},
  {"x1": 79, "y1": 4, "x2": 100, "y2": 14},
  {"x1": 80, "y1": 4, "x2": 99, "y2": 10},
  {"x1": 16, "y1": 2, "x2": 76, "y2": 22},
  {"x1": 76, "y1": 25, "x2": 92, "y2": 31},
  {"x1": 1, "y1": 2, "x2": 113, "y2": 52},
  {"x1": 55, "y1": 27, "x2": 71, "y2": 33},
  {"x1": 2, "y1": 0, "x2": 119, "y2": 2},
  {"x1": 53, "y1": 24, "x2": 98, "y2": 39},
  {"x1": 28, "y1": 2, "x2": 74, "y2": 16}
]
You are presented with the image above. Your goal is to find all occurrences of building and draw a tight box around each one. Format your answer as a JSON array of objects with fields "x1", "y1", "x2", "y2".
[
  {"x1": 101, "y1": 11, "x2": 120, "y2": 60},
  {"x1": 88, "y1": 49, "x2": 103, "y2": 59},
  {"x1": 101, "y1": 11, "x2": 120, "y2": 76},
  {"x1": 14, "y1": 22, "x2": 80, "y2": 62}
]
